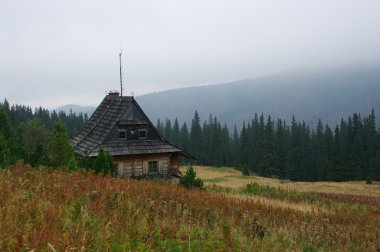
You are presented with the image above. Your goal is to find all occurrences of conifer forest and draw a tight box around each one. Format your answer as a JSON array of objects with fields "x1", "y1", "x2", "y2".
[
  {"x1": 1, "y1": 98, "x2": 379, "y2": 182},
  {"x1": 157, "y1": 110, "x2": 380, "y2": 182}
]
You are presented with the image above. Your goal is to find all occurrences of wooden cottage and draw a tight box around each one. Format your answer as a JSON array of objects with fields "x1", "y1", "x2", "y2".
[{"x1": 72, "y1": 91, "x2": 191, "y2": 178}]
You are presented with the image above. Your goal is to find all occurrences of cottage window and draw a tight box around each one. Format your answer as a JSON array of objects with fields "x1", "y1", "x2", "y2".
[
  {"x1": 118, "y1": 130, "x2": 126, "y2": 140},
  {"x1": 148, "y1": 161, "x2": 158, "y2": 173},
  {"x1": 127, "y1": 129, "x2": 138, "y2": 140},
  {"x1": 139, "y1": 129, "x2": 147, "y2": 139}
]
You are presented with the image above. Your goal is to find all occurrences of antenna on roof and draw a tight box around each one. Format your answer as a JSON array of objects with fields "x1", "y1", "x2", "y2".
[{"x1": 119, "y1": 50, "x2": 123, "y2": 97}]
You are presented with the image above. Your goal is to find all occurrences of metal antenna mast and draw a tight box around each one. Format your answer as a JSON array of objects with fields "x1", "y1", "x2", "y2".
[{"x1": 119, "y1": 50, "x2": 123, "y2": 97}]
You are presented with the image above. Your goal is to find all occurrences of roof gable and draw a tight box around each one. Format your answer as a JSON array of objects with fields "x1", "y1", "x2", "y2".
[{"x1": 72, "y1": 95, "x2": 190, "y2": 158}]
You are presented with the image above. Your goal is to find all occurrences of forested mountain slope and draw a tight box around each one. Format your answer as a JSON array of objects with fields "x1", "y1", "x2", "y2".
[{"x1": 136, "y1": 65, "x2": 380, "y2": 129}]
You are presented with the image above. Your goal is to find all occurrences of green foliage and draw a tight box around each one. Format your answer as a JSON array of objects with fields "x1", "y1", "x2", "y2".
[
  {"x1": 160, "y1": 109, "x2": 380, "y2": 182},
  {"x1": 179, "y1": 165, "x2": 204, "y2": 189},
  {"x1": 18, "y1": 119, "x2": 49, "y2": 166},
  {"x1": 366, "y1": 178, "x2": 373, "y2": 185},
  {"x1": 67, "y1": 156, "x2": 79, "y2": 172},
  {"x1": 78, "y1": 152, "x2": 93, "y2": 170},
  {"x1": 49, "y1": 122, "x2": 74, "y2": 167},
  {"x1": 241, "y1": 166, "x2": 250, "y2": 176},
  {"x1": 3, "y1": 166, "x2": 380, "y2": 251},
  {"x1": 190, "y1": 111, "x2": 203, "y2": 164},
  {"x1": 0, "y1": 106, "x2": 16, "y2": 168},
  {"x1": 93, "y1": 149, "x2": 117, "y2": 176},
  {"x1": 1, "y1": 98, "x2": 380, "y2": 182}
]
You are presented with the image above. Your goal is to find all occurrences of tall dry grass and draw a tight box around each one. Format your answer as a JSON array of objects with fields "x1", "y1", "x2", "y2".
[
  {"x1": 185, "y1": 165, "x2": 380, "y2": 196},
  {"x1": 1, "y1": 165, "x2": 379, "y2": 251}
]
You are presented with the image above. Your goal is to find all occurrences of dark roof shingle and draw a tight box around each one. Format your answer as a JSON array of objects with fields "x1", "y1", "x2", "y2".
[{"x1": 72, "y1": 95, "x2": 191, "y2": 158}]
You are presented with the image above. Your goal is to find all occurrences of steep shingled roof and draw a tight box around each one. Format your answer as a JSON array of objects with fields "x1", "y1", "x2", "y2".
[{"x1": 72, "y1": 95, "x2": 191, "y2": 158}]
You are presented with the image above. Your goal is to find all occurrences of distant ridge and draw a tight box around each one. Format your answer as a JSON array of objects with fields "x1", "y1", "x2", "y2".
[
  {"x1": 54, "y1": 104, "x2": 95, "y2": 116},
  {"x1": 136, "y1": 65, "x2": 380, "y2": 129}
]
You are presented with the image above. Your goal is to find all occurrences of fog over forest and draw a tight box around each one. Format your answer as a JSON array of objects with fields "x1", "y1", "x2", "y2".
[{"x1": 137, "y1": 65, "x2": 380, "y2": 130}]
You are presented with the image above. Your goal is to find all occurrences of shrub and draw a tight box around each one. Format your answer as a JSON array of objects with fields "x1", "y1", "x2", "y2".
[
  {"x1": 179, "y1": 165, "x2": 204, "y2": 189},
  {"x1": 241, "y1": 166, "x2": 250, "y2": 176},
  {"x1": 67, "y1": 156, "x2": 78, "y2": 172},
  {"x1": 93, "y1": 149, "x2": 117, "y2": 176},
  {"x1": 49, "y1": 122, "x2": 73, "y2": 167}
]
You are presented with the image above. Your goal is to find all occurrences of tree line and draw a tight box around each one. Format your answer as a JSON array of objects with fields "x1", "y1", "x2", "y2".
[
  {"x1": 157, "y1": 110, "x2": 380, "y2": 182},
  {"x1": 0, "y1": 99, "x2": 87, "y2": 168},
  {"x1": 0, "y1": 99, "x2": 117, "y2": 175},
  {"x1": 1, "y1": 98, "x2": 379, "y2": 182}
]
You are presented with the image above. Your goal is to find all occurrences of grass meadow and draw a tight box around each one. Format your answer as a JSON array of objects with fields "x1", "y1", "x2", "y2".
[{"x1": 0, "y1": 163, "x2": 379, "y2": 251}]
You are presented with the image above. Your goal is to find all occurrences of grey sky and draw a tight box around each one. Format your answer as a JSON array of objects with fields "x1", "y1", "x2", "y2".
[{"x1": 1, "y1": 0, "x2": 380, "y2": 108}]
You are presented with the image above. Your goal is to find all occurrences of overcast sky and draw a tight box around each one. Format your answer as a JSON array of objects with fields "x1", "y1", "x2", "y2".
[{"x1": 1, "y1": 0, "x2": 380, "y2": 108}]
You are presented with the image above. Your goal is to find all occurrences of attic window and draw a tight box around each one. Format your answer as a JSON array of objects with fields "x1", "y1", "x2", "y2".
[
  {"x1": 127, "y1": 129, "x2": 138, "y2": 140},
  {"x1": 139, "y1": 129, "x2": 147, "y2": 139},
  {"x1": 118, "y1": 130, "x2": 126, "y2": 140},
  {"x1": 148, "y1": 161, "x2": 158, "y2": 173}
]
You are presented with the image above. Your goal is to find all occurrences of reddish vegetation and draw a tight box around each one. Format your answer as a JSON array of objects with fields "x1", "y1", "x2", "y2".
[
  {"x1": 317, "y1": 192, "x2": 380, "y2": 208},
  {"x1": 1, "y1": 164, "x2": 380, "y2": 251}
]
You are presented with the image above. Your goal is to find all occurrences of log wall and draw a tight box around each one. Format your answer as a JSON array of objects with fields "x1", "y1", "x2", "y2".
[{"x1": 115, "y1": 153, "x2": 177, "y2": 178}]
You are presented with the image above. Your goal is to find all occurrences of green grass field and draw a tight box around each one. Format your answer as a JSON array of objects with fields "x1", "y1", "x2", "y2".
[{"x1": 1, "y1": 163, "x2": 380, "y2": 251}]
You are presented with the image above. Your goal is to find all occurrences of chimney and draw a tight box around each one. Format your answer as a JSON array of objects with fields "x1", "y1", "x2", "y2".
[{"x1": 107, "y1": 91, "x2": 120, "y2": 102}]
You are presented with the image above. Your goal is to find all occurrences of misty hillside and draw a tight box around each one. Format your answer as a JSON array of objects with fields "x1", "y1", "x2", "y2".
[
  {"x1": 54, "y1": 104, "x2": 95, "y2": 116},
  {"x1": 136, "y1": 66, "x2": 380, "y2": 129}
]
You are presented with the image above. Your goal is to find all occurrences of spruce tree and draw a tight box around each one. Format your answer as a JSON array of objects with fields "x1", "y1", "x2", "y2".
[
  {"x1": 49, "y1": 122, "x2": 73, "y2": 167},
  {"x1": 93, "y1": 149, "x2": 117, "y2": 176},
  {"x1": 18, "y1": 119, "x2": 49, "y2": 166},
  {"x1": 190, "y1": 111, "x2": 203, "y2": 164},
  {"x1": 179, "y1": 165, "x2": 203, "y2": 189},
  {"x1": 328, "y1": 126, "x2": 345, "y2": 181},
  {"x1": 163, "y1": 119, "x2": 173, "y2": 142},
  {"x1": 231, "y1": 125, "x2": 240, "y2": 167},
  {"x1": 172, "y1": 118, "x2": 180, "y2": 146},
  {"x1": 179, "y1": 122, "x2": 190, "y2": 151},
  {"x1": 0, "y1": 107, "x2": 15, "y2": 168}
]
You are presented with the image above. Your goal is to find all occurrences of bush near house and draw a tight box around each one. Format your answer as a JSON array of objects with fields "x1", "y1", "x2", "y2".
[{"x1": 179, "y1": 165, "x2": 204, "y2": 189}]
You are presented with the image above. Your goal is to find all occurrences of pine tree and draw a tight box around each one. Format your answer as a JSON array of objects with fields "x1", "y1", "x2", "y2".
[
  {"x1": 275, "y1": 119, "x2": 289, "y2": 178},
  {"x1": 352, "y1": 113, "x2": 364, "y2": 179},
  {"x1": 328, "y1": 126, "x2": 345, "y2": 181},
  {"x1": 231, "y1": 125, "x2": 240, "y2": 167},
  {"x1": 67, "y1": 156, "x2": 79, "y2": 172},
  {"x1": 93, "y1": 149, "x2": 117, "y2": 176},
  {"x1": 365, "y1": 109, "x2": 377, "y2": 180},
  {"x1": 0, "y1": 107, "x2": 15, "y2": 168},
  {"x1": 49, "y1": 122, "x2": 73, "y2": 167},
  {"x1": 239, "y1": 122, "x2": 249, "y2": 169},
  {"x1": 18, "y1": 119, "x2": 49, "y2": 166},
  {"x1": 190, "y1": 111, "x2": 203, "y2": 164},
  {"x1": 3, "y1": 99, "x2": 10, "y2": 112},
  {"x1": 258, "y1": 115, "x2": 278, "y2": 177},
  {"x1": 179, "y1": 165, "x2": 203, "y2": 189},
  {"x1": 172, "y1": 118, "x2": 180, "y2": 146},
  {"x1": 163, "y1": 119, "x2": 173, "y2": 142},
  {"x1": 179, "y1": 122, "x2": 190, "y2": 151},
  {"x1": 156, "y1": 119, "x2": 163, "y2": 136}
]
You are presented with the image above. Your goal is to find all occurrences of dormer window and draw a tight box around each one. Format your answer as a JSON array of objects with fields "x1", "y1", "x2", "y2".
[
  {"x1": 127, "y1": 129, "x2": 138, "y2": 140},
  {"x1": 118, "y1": 129, "x2": 126, "y2": 140},
  {"x1": 139, "y1": 129, "x2": 147, "y2": 139}
]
